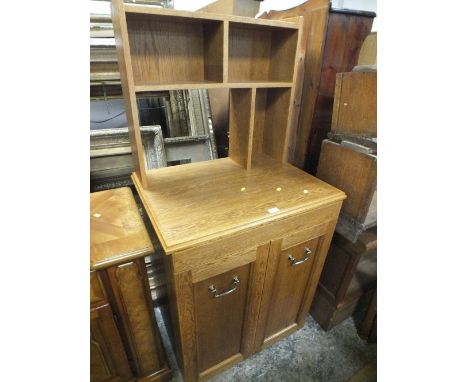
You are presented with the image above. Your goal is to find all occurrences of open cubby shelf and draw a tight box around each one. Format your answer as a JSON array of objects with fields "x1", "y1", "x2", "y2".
[
  {"x1": 127, "y1": 13, "x2": 224, "y2": 86},
  {"x1": 228, "y1": 23, "x2": 298, "y2": 83},
  {"x1": 230, "y1": 87, "x2": 292, "y2": 169},
  {"x1": 111, "y1": 0, "x2": 302, "y2": 188}
]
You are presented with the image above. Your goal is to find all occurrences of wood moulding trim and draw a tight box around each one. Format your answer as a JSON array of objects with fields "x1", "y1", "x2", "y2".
[
  {"x1": 198, "y1": 353, "x2": 243, "y2": 381},
  {"x1": 261, "y1": 323, "x2": 298, "y2": 350}
]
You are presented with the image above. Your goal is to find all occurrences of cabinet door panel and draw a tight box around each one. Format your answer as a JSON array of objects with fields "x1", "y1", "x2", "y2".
[
  {"x1": 90, "y1": 303, "x2": 133, "y2": 382},
  {"x1": 106, "y1": 259, "x2": 170, "y2": 377},
  {"x1": 194, "y1": 263, "x2": 250, "y2": 373},
  {"x1": 264, "y1": 237, "x2": 321, "y2": 339}
]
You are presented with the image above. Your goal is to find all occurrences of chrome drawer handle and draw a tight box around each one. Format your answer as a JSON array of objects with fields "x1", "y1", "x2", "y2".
[
  {"x1": 288, "y1": 247, "x2": 312, "y2": 267},
  {"x1": 208, "y1": 276, "x2": 240, "y2": 298}
]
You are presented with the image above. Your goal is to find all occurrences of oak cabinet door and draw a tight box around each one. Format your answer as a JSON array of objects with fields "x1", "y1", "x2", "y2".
[
  {"x1": 257, "y1": 236, "x2": 323, "y2": 349},
  {"x1": 90, "y1": 303, "x2": 133, "y2": 382},
  {"x1": 193, "y1": 263, "x2": 251, "y2": 374}
]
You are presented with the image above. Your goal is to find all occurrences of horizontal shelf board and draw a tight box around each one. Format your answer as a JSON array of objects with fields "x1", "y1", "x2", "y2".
[
  {"x1": 124, "y1": 4, "x2": 299, "y2": 30},
  {"x1": 134, "y1": 81, "x2": 293, "y2": 92}
]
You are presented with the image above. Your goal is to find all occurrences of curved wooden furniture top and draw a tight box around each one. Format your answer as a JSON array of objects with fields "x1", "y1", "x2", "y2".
[{"x1": 90, "y1": 187, "x2": 153, "y2": 270}]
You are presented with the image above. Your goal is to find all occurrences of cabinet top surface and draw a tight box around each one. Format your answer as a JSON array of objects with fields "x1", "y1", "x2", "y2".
[
  {"x1": 134, "y1": 156, "x2": 346, "y2": 253},
  {"x1": 90, "y1": 187, "x2": 153, "y2": 270}
]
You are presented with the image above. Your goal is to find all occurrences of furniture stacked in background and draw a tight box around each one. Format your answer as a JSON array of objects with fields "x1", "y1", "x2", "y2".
[
  {"x1": 259, "y1": 0, "x2": 375, "y2": 174},
  {"x1": 90, "y1": 187, "x2": 171, "y2": 382},
  {"x1": 111, "y1": 2, "x2": 346, "y2": 381},
  {"x1": 310, "y1": 67, "x2": 377, "y2": 331},
  {"x1": 359, "y1": 288, "x2": 377, "y2": 343}
]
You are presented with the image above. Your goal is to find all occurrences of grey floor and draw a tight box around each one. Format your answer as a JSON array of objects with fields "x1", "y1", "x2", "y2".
[{"x1": 155, "y1": 307, "x2": 376, "y2": 382}]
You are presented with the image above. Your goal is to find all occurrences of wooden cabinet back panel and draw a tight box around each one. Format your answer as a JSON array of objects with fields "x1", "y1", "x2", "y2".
[
  {"x1": 194, "y1": 263, "x2": 251, "y2": 373},
  {"x1": 264, "y1": 237, "x2": 320, "y2": 339}
]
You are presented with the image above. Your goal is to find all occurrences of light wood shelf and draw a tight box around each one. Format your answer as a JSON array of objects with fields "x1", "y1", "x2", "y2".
[
  {"x1": 134, "y1": 81, "x2": 293, "y2": 92},
  {"x1": 111, "y1": 0, "x2": 303, "y2": 188}
]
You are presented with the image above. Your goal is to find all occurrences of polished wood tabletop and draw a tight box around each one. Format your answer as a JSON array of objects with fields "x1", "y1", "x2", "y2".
[{"x1": 90, "y1": 187, "x2": 153, "y2": 270}]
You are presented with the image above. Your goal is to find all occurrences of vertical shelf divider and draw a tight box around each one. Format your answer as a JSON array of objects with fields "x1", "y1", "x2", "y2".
[
  {"x1": 246, "y1": 88, "x2": 257, "y2": 170},
  {"x1": 281, "y1": 16, "x2": 304, "y2": 164},
  {"x1": 111, "y1": 0, "x2": 148, "y2": 188},
  {"x1": 223, "y1": 21, "x2": 229, "y2": 84}
]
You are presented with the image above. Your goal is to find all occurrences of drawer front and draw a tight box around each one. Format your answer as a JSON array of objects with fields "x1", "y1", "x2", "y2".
[
  {"x1": 172, "y1": 202, "x2": 341, "y2": 274},
  {"x1": 194, "y1": 263, "x2": 251, "y2": 373},
  {"x1": 263, "y1": 236, "x2": 322, "y2": 341},
  {"x1": 91, "y1": 271, "x2": 107, "y2": 306}
]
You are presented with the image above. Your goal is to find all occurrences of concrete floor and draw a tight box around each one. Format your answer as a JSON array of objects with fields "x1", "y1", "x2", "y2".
[{"x1": 155, "y1": 307, "x2": 376, "y2": 382}]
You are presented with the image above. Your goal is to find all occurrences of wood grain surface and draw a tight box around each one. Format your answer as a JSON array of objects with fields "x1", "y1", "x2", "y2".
[
  {"x1": 331, "y1": 71, "x2": 376, "y2": 138},
  {"x1": 194, "y1": 264, "x2": 250, "y2": 372},
  {"x1": 133, "y1": 156, "x2": 345, "y2": 253},
  {"x1": 317, "y1": 140, "x2": 376, "y2": 224},
  {"x1": 91, "y1": 303, "x2": 134, "y2": 382},
  {"x1": 90, "y1": 187, "x2": 154, "y2": 270}
]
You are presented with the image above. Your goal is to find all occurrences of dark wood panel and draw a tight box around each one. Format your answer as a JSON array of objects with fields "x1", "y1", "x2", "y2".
[
  {"x1": 194, "y1": 263, "x2": 251, "y2": 373},
  {"x1": 90, "y1": 303, "x2": 133, "y2": 382},
  {"x1": 306, "y1": 12, "x2": 374, "y2": 173}
]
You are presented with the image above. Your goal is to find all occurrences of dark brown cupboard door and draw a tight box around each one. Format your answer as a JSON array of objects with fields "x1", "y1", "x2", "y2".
[
  {"x1": 258, "y1": 236, "x2": 322, "y2": 348},
  {"x1": 90, "y1": 303, "x2": 133, "y2": 382},
  {"x1": 193, "y1": 263, "x2": 251, "y2": 373}
]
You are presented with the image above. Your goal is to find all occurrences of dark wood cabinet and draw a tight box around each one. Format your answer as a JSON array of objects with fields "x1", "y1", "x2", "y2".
[
  {"x1": 310, "y1": 228, "x2": 376, "y2": 330},
  {"x1": 91, "y1": 302, "x2": 133, "y2": 382},
  {"x1": 260, "y1": 0, "x2": 375, "y2": 173}
]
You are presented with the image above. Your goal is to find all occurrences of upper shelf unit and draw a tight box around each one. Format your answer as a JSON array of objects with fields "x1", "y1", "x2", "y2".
[
  {"x1": 112, "y1": 0, "x2": 303, "y2": 188},
  {"x1": 123, "y1": 5, "x2": 300, "y2": 91}
]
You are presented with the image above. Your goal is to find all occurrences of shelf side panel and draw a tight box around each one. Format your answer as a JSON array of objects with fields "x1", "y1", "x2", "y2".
[{"x1": 111, "y1": 0, "x2": 148, "y2": 188}]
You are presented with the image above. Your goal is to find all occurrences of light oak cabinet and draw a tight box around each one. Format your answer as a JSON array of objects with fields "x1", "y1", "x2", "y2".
[
  {"x1": 158, "y1": 195, "x2": 343, "y2": 382},
  {"x1": 110, "y1": 2, "x2": 346, "y2": 380}
]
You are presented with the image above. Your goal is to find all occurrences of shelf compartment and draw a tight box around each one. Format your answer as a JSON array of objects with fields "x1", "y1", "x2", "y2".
[
  {"x1": 126, "y1": 12, "x2": 224, "y2": 86},
  {"x1": 228, "y1": 88, "x2": 255, "y2": 169},
  {"x1": 252, "y1": 88, "x2": 292, "y2": 162},
  {"x1": 228, "y1": 22, "x2": 298, "y2": 83}
]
